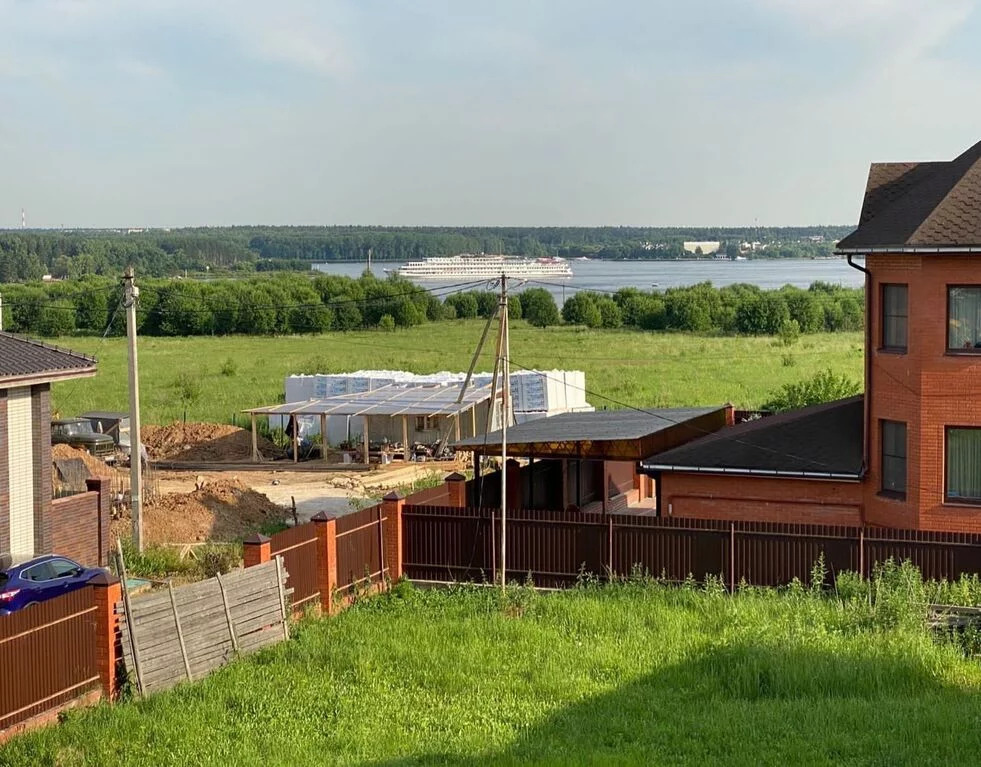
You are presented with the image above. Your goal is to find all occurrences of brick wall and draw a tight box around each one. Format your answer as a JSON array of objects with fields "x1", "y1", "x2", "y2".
[
  {"x1": 50, "y1": 478, "x2": 109, "y2": 567},
  {"x1": 865, "y1": 254, "x2": 981, "y2": 532},
  {"x1": 31, "y1": 384, "x2": 52, "y2": 554},
  {"x1": 0, "y1": 390, "x2": 8, "y2": 553},
  {"x1": 660, "y1": 473, "x2": 864, "y2": 526}
]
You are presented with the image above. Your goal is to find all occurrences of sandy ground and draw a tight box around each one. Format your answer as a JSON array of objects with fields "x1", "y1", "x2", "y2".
[{"x1": 152, "y1": 461, "x2": 462, "y2": 524}]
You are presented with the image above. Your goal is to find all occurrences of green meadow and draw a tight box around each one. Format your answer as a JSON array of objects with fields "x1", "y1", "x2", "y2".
[
  {"x1": 48, "y1": 322, "x2": 863, "y2": 425},
  {"x1": 4, "y1": 578, "x2": 981, "y2": 766}
]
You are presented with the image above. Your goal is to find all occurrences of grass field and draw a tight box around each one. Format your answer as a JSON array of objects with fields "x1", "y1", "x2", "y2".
[
  {"x1": 48, "y1": 322, "x2": 863, "y2": 425},
  {"x1": 3, "y1": 580, "x2": 981, "y2": 766}
]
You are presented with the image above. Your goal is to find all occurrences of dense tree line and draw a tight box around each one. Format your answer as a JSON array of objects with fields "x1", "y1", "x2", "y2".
[
  {"x1": 0, "y1": 225, "x2": 855, "y2": 283},
  {"x1": 0, "y1": 272, "x2": 862, "y2": 339}
]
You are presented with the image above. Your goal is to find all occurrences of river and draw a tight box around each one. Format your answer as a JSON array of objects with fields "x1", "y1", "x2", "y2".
[{"x1": 312, "y1": 258, "x2": 864, "y2": 302}]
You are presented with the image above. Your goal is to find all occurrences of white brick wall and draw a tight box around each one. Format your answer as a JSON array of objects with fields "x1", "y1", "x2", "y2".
[{"x1": 6, "y1": 387, "x2": 34, "y2": 558}]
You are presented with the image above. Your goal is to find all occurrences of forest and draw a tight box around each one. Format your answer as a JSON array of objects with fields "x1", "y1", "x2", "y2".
[
  {"x1": 0, "y1": 225, "x2": 854, "y2": 283},
  {"x1": 0, "y1": 272, "x2": 863, "y2": 339}
]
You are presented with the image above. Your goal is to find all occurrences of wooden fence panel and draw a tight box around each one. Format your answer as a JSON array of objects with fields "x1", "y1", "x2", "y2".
[
  {"x1": 335, "y1": 505, "x2": 385, "y2": 592},
  {"x1": 269, "y1": 523, "x2": 320, "y2": 609},
  {"x1": 0, "y1": 588, "x2": 99, "y2": 730},
  {"x1": 117, "y1": 559, "x2": 289, "y2": 696}
]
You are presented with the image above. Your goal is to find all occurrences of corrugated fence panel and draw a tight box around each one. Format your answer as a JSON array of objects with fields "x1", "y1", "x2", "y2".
[
  {"x1": 269, "y1": 523, "x2": 320, "y2": 608},
  {"x1": 403, "y1": 505, "x2": 492, "y2": 583},
  {"x1": 335, "y1": 505, "x2": 384, "y2": 591},
  {"x1": 402, "y1": 506, "x2": 981, "y2": 589},
  {"x1": 0, "y1": 587, "x2": 99, "y2": 730}
]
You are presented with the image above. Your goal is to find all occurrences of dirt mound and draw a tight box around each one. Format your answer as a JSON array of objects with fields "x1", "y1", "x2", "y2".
[
  {"x1": 112, "y1": 478, "x2": 287, "y2": 544},
  {"x1": 51, "y1": 443, "x2": 116, "y2": 478},
  {"x1": 142, "y1": 422, "x2": 278, "y2": 462}
]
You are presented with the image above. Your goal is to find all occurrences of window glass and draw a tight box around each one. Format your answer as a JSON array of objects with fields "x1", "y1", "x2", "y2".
[
  {"x1": 948, "y1": 287, "x2": 981, "y2": 351},
  {"x1": 48, "y1": 559, "x2": 82, "y2": 579},
  {"x1": 882, "y1": 285, "x2": 908, "y2": 350},
  {"x1": 947, "y1": 428, "x2": 981, "y2": 501},
  {"x1": 22, "y1": 563, "x2": 55, "y2": 582},
  {"x1": 881, "y1": 420, "x2": 906, "y2": 496}
]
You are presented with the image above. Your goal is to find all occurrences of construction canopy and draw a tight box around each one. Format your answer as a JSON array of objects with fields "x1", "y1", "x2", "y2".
[{"x1": 244, "y1": 382, "x2": 497, "y2": 418}]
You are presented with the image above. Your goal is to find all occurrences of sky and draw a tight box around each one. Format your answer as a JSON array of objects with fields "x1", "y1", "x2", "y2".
[{"x1": 1, "y1": 0, "x2": 980, "y2": 228}]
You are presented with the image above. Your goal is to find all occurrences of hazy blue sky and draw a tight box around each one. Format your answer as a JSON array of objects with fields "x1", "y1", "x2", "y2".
[{"x1": 1, "y1": 0, "x2": 979, "y2": 228}]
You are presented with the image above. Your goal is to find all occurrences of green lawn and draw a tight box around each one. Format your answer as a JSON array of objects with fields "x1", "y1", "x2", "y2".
[
  {"x1": 48, "y1": 323, "x2": 863, "y2": 425},
  {"x1": 3, "y1": 582, "x2": 981, "y2": 766}
]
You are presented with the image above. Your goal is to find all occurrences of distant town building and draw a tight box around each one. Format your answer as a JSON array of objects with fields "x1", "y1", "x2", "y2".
[{"x1": 682, "y1": 241, "x2": 721, "y2": 255}]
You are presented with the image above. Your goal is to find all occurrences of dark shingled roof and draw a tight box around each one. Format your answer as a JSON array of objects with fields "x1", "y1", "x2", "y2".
[
  {"x1": 0, "y1": 332, "x2": 97, "y2": 385},
  {"x1": 837, "y1": 140, "x2": 981, "y2": 251},
  {"x1": 455, "y1": 408, "x2": 720, "y2": 447},
  {"x1": 641, "y1": 396, "x2": 863, "y2": 478}
]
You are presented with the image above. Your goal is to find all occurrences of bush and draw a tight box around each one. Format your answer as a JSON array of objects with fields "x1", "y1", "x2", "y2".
[
  {"x1": 519, "y1": 288, "x2": 560, "y2": 328},
  {"x1": 219, "y1": 358, "x2": 238, "y2": 377},
  {"x1": 378, "y1": 314, "x2": 396, "y2": 332},
  {"x1": 778, "y1": 319, "x2": 801, "y2": 346},
  {"x1": 762, "y1": 368, "x2": 861, "y2": 412}
]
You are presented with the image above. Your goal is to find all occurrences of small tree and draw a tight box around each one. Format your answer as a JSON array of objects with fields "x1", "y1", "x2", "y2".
[
  {"x1": 378, "y1": 314, "x2": 396, "y2": 332},
  {"x1": 172, "y1": 372, "x2": 202, "y2": 425},
  {"x1": 762, "y1": 368, "x2": 860, "y2": 412},
  {"x1": 519, "y1": 288, "x2": 560, "y2": 328}
]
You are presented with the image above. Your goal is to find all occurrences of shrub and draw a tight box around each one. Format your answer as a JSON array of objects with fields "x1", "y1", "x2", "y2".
[
  {"x1": 219, "y1": 358, "x2": 238, "y2": 377},
  {"x1": 378, "y1": 314, "x2": 396, "y2": 332},
  {"x1": 519, "y1": 288, "x2": 560, "y2": 328},
  {"x1": 762, "y1": 368, "x2": 860, "y2": 412},
  {"x1": 778, "y1": 319, "x2": 801, "y2": 346}
]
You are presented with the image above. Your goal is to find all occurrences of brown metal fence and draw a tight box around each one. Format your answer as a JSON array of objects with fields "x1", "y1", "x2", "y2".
[
  {"x1": 403, "y1": 505, "x2": 981, "y2": 589},
  {"x1": 0, "y1": 587, "x2": 100, "y2": 730},
  {"x1": 269, "y1": 523, "x2": 320, "y2": 609},
  {"x1": 335, "y1": 505, "x2": 386, "y2": 592}
]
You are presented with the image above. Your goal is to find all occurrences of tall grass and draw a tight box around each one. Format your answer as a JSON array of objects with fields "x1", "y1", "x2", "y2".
[
  {"x1": 47, "y1": 323, "x2": 863, "y2": 424},
  {"x1": 5, "y1": 566, "x2": 981, "y2": 766}
]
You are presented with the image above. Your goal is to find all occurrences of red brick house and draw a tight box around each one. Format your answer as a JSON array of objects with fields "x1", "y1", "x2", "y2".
[
  {"x1": 0, "y1": 332, "x2": 108, "y2": 563},
  {"x1": 645, "y1": 139, "x2": 981, "y2": 533}
]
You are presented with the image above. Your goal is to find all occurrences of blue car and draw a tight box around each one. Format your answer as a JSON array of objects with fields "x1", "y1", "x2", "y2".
[{"x1": 0, "y1": 554, "x2": 106, "y2": 615}]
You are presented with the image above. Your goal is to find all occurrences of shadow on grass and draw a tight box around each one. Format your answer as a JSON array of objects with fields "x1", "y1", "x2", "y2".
[{"x1": 367, "y1": 641, "x2": 981, "y2": 766}]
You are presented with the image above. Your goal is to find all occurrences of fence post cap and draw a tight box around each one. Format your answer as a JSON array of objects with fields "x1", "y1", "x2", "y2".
[
  {"x1": 243, "y1": 533, "x2": 271, "y2": 544},
  {"x1": 382, "y1": 491, "x2": 405, "y2": 502},
  {"x1": 444, "y1": 472, "x2": 467, "y2": 482},
  {"x1": 311, "y1": 511, "x2": 337, "y2": 522},
  {"x1": 89, "y1": 571, "x2": 120, "y2": 587}
]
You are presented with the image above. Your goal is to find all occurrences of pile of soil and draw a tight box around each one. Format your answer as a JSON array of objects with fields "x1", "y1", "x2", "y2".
[
  {"x1": 142, "y1": 422, "x2": 278, "y2": 463},
  {"x1": 111, "y1": 478, "x2": 287, "y2": 544},
  {"x1": 51, "y1": 443, "x2": 116, "y2": 478}
]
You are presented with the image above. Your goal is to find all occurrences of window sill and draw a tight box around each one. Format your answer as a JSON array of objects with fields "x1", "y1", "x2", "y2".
[
  {"x1": 877, "y1": 347, "x2": 907, "y2": 355},
  {"x1": 945, "y1": 349, "x2": 981, "y2": 357},
  {"x1": 943, "y1": 499, "x2": 981, "y2": 508},
  {"x1": 877, "y1": 490, "x2": 907, "y2": 503}
]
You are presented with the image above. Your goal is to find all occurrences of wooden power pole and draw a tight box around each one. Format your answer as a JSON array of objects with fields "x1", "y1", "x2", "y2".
[
  {"x1": 498, "y1": 274, "x2": 510, "y2": 591},
  {"x1": 123, "y1": 267, "x2": 144, "y2": 552}
]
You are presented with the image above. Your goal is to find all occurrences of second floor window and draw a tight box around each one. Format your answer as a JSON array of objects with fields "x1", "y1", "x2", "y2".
[
  {"x1": 881, "y1": 420, "x2": 907, "y2": 497},
  {"x1": 948, "y1": 286, "x2": 981, "y2": 352},
  {"x1": 881, "y1": 284, "x2": 907, "y2": 351}
]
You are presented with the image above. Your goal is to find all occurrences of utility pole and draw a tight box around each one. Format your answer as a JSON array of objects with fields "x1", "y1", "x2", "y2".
[
  {"x1": 0, "y1": 292, "x2": 3, "y2": 332},
  {"x1": 123, "y1": 267, "x2": 144, "y2": 552},
  {"x1": 498, "y1": 273, "x2": 510, "y2": 591}
]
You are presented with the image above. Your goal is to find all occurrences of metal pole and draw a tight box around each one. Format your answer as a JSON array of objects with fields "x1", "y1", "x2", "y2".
[
  {"x1": 123, "y1": 267, "x2": 144, "y2": 552},
  {"x1": 0, "y1": 291, "x2": 3, "y2": 331},
  {"x1": 500, "y1": 273, "x2": 509, "y2": 592}
]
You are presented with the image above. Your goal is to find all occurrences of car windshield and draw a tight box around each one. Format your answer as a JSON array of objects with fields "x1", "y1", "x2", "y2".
[{"x1": 55, "y1": 421, "x2": 94, "y2": 437}]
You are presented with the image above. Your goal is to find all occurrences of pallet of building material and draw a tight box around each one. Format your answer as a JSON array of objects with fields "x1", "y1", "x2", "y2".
[{"x1": 115, "y1": 558, "x2": 291, "y2": 696}]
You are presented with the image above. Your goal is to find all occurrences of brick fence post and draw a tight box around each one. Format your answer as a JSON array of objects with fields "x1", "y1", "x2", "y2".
[
  {"x1": 312, "y1": 512, "x2": 338, "y2": 614},
  {"x1": 445, "y1": 473, "x2": 467, "y2": 508},
  {"x1": 242, "y1": 534, "x2": 271, "y2": 569},
  {"x1": 90, "y1": 572, "x2": 122, "y2": 699},
  {"x1": 86, "y1": 477, "x2": 111, "y2": 567},
  {"x1": 382, "y1": 492, "x2": 405, "y2": 582}
]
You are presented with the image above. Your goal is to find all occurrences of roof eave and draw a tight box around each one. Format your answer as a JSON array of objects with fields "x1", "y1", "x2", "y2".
[
  {"x1": 0, "y1": 367, "x2": 98, "y2": 389},
  {"x1": 639, "y1": 463, "x2": 862, "y2": 481},
  {"x1": 836, "y1": 245, "x2": 981, "y2": 255}
]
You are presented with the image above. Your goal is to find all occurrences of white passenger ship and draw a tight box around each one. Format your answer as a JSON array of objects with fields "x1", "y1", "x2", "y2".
[{"x1": 392, "y1": 254, "x2": 573, "y2": 280}]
